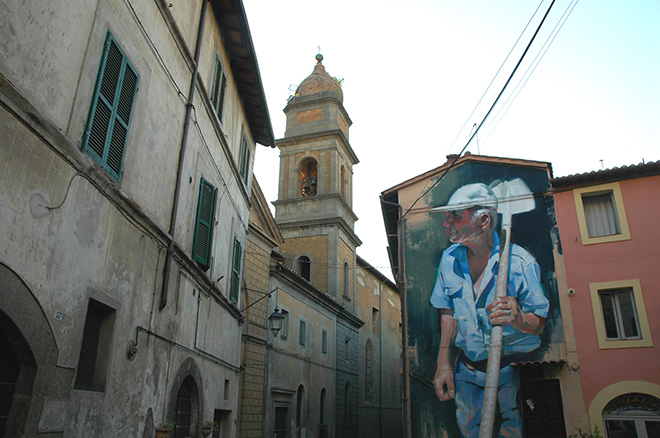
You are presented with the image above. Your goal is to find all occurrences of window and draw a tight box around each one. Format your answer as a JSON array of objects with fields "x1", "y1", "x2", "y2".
[
  {"x1": 82, "y1": 32, "x2": 139, "y2": 182},
  {"x1": 345, "y1": 338, "x2": 351, "y2": 362},
  {"x1": 192, "y1": 177, "x2": 217, "y2": 271},
  {"x1": 320, "y1": 388, "x2": 326, "y2": 424},
  {"x1": 372, "y1": 307, "x2": 379, "y2": 333},
  {"x1": 366, "y1": 339, "x2": 374, "y2": 403},
  {"x1": 211, "y1": 55, "x2": 227, "y2": 121},
  {"x1": 343, "y1": 262, "x2": 350, "y2": 298},
  {"x1": 295, "y1": 255, "x2": 312, "y2": 281},
  {"x1": 230, "y1": 238, "x2": 242, "y2": 304},
  {"x1": 239, "y1": 135, "x2": 251, "y2": 186},
  {"x1": 299, "y1": 319, "x2": 306, "y2": 347},
  {"x1": 280, "y1": 309, "x2": 289, "y2": 340},
  {"x1": 600, "y1": 288, "x2": 640, "y2": 340},
  {"x1": 299, "y1": 159, "x2": 318, "y2": 197},
  {"x1": 589, "y1": 279, "x2": 653, "y2": 349},
  {"x1": 573, "y1": 182, "x2": 631, "y2": 245},
  {"x1": 75, "y1": 299, "x2": 116, "y2": 391},
  {"x1": 321, "y1": 329, "x2": 328, "y2": 355},
  {"x1": 296, "y1": 385, "x2": 304, "y2": 427},
  {"x1": 340, "y1": 165, "x2": 347, "y2": 198}
]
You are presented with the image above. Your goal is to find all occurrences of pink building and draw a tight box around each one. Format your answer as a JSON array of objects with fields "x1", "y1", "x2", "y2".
[{"x1": 552, "y1": 161, "x2": 660, "y2": 437}]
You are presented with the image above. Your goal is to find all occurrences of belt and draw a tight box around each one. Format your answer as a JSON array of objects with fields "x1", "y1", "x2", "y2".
[{"x1": 458, "y1": 351, "x2": 516, "y2": 373}]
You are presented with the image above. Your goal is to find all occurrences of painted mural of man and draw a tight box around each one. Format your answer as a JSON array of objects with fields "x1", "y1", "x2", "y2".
[{"x1": 429, "y1": 183, "x2": 549, "y2": 438}]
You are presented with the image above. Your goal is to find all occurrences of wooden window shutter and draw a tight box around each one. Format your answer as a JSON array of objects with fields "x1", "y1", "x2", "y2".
[
  {"x1": 83, "y1": 32, "x2": 138, "y2": 182},
  {"x1": 239, "y1": 137, "x2": 251, "y2": 186},
  {"x1": 192, "y1": 177, "x2": 216, "y2": 270},
  {"x1": 230, "y1": 238, "x2": 242, "y2": 303},
  {"x1": 211, "y1": 56, "x2": 227, "y2": 121}
]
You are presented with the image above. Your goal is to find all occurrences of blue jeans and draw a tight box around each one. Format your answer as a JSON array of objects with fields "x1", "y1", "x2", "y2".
[{"x1": 454, "y1": 358, "x2": 522, "y2": 438}]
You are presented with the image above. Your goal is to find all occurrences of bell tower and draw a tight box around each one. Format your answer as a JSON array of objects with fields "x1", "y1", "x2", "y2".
[{"x1": 273, "y1": 54, "x2": 361, "y2": 303}]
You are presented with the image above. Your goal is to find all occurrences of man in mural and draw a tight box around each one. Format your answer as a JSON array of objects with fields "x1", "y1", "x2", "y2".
[{"x1": 430, "y1": 183, "x2": 549, "y2": 438}]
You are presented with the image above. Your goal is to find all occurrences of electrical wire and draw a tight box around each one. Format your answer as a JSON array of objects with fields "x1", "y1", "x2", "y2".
[
  {"x1": 445, "y1": 0, "x2": 546, "y2": 156},
  {"x1": 401, "y1": 0, "x2": 558, "y2": 221},
  {"x1": 480, "y1": 0, "x2": 580, "y2": 146}
]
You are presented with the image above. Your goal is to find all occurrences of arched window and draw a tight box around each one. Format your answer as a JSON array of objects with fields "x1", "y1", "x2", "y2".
[
  {"x1": 296, "y1": 385, "x2": 305, "y2": 427},
  {"x1": 365, "y1": 339, "x2": 374, "y2": 403},
  {"x1": 299, "y1": 159, "x2": 318, "y2": 197},
  {"x1": 295, "y1": 255, "x2": 312, "y2": 282},
  {"x1": 320, "y1": 388, "x2": 326, "y2": 424},
  {"x1": 340, "y1": 165, "x2": 347, "y2": 198},
  {"x1": 343, "y1": 261, "x2": 350, "y2": 297},
  {"x1": 603, "y1": 393, "x2": 660, "y2": 436},
  {"x1": 175, "y1": 376, "x2": 199, "y2": 438}
]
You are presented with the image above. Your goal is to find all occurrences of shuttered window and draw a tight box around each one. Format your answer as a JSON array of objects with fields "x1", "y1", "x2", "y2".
[
  {"x1": 82, "y1": 32, "x2": 138, "y2": 182},
  {"x1": 211, "y1": 56, "x2": 227, "y2": 122},
  {"x1": 239, "y1": 136, "x2": 251, "y2": 186},
  {"x1": 230, "y1": 238, "x2": 242, "y2": 303},
  {"x1": 192, "y1": 177, "x2": 217, "y2": 270}
]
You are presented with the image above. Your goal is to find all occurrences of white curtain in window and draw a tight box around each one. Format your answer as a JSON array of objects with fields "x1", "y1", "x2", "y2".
[{"x1": 583, "y1": 192, "x2": 621, "y2": 237}]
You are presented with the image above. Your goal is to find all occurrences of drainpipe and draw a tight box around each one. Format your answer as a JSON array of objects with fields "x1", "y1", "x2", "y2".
[{"x1": 160, "y1": 0, "x2": 208, "y2": 309}]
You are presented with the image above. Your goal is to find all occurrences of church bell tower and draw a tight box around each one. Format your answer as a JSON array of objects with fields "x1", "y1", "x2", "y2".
[{"x1": 273, "y1": 54, "x2": 361, "y2": 304}]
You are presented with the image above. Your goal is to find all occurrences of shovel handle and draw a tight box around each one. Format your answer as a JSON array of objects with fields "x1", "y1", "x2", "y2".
[{"x1": 479, "y1": 224, "x2": 512, "y2": 438}]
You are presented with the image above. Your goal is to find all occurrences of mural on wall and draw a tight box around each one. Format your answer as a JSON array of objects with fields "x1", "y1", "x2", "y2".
[{"x1": 402, "y1": 162, "x2": 563, "y2": 438}]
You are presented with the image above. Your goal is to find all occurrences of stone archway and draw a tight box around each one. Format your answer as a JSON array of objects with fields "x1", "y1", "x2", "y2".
[
  {"x1": 0, "y1": 262, "x2": 70, "y2": 436},
  {"x1": 166, "y1": 357, "x2": 204, "y2": 438}
]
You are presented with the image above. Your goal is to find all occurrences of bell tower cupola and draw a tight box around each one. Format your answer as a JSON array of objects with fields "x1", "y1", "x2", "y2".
[{"x1": 273, "y1": 54, "x2": 361, "y2": 302}]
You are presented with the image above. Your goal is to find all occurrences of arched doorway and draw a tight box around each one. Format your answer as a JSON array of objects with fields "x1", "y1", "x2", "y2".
[
  {"x1": 175, "y1": 376, "x2": 200, "y2": 438},
  {"x1": 0, "y1": 263, "x2": 61, "y2": 436},
  {"x1": 0, "y1": 318, "x2": 22, "y2": 434}
]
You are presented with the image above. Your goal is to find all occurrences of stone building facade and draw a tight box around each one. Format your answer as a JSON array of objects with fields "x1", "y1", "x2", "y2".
[
  {"x1": 0, "y1": 0, "x2": 274, "y2": 436},
  {"x1": 237, "y1": 55, "x2": 403, "y2": 438}
]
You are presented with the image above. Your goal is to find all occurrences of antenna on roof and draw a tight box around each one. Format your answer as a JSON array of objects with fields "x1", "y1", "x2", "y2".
[{"x1": 599, "y1": 159, "x2": 604, "y2": 170}]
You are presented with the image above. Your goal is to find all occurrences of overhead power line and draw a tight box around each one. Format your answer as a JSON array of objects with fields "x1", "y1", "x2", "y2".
[{"x1": 401, "y1": 0, "x2": 558, "y2": 221}]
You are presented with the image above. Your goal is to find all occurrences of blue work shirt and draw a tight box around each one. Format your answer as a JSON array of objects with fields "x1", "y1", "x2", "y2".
[{"x1": 430, "y1": 232, "x2": 549, "y2": 362}]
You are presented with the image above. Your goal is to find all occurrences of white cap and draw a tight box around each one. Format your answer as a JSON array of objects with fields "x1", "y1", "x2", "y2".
[{"x1": 433, "y1": 183, "x2": 498, "y2": 212}]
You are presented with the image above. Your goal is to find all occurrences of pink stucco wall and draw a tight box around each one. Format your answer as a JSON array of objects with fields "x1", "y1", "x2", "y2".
[{"x1": 553, "y1": 174, "x2": 660, "y2": 409}]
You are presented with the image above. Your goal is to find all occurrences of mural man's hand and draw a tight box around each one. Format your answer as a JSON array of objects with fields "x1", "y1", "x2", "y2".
[
  {"x1": 487, "y1": 296, "x2": 545, "y2": 335},
  {"x1": 486, "y1": 296, "x2": 522, "y2": 327},
  {"x1": 434, "y1": 365, "x2": 455, "y2": 401}
]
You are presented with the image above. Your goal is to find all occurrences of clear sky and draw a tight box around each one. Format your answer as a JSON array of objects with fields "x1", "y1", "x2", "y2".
[{"x1": 245, "y1": 0, "x2": 660, "y2": 278}]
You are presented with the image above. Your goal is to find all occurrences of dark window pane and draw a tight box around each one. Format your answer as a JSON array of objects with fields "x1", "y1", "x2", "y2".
[
  {"x1": 599, "y1": 292, "x2": 620, "y2": 339},
  {"x1": 646, "y1": 420, "x2": 660, "y2": 438},
  {"x1": 617, "y1": 290, "x2": 639, "y2": 338},
  {"x1": 605, "y1": 419, "x2": 638, "y2": 438}
]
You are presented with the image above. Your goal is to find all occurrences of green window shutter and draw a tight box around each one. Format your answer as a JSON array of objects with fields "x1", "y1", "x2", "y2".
[
  {"x1": 211, "y1": 56, "x2": 227, "y2": 121},
  {"x1": 83, "y1": 32, "x2": 139, "y2": 182},
  {"x1": 192, "y1": 177, "x2": 217, "y2": 270},
  {"x1": 230, "y1": 238, "x2": 242, "y2": 303},
  {"x1": 239, "y1": 137, "x2": 251, "y2": 186}
]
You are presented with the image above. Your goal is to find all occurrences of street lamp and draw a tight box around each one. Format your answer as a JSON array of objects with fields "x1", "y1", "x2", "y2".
[
  {"x1": 241, "y1": 288, "x2": 285, "y2": 336},
  {"x1": 268, "y1": 307, "x2": 285, "y2": 336}
]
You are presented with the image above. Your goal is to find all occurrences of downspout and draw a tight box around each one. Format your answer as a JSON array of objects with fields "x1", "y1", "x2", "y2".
[
  {"x1": 397, "y1": 205, "x2": 412, "y2": 438},
  {"x1": 160, "y1": 0, "x2": 208, "y2": 309}
]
